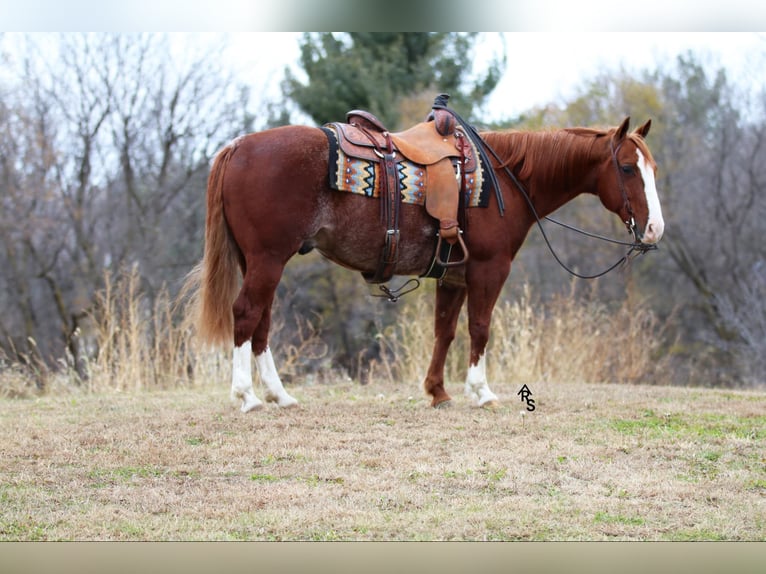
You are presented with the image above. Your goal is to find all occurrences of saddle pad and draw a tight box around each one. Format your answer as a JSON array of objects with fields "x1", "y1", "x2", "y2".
[{"x1": 321, "y1": 126, "x2": 489, "y2": 208}]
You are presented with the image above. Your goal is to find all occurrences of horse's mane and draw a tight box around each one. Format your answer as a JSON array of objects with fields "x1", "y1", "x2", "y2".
[{"x1": 481, "y1": 126, "x2": 654, "y2": 189}]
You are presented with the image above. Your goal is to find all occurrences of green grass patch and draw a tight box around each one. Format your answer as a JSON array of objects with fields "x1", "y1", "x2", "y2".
[
  {"x1": 250, "y1": 473, "x2": 280, "y2": 482},
  {"x1": 486, "y1": 467, "x2": 507, "y2": 482},
  {"x1": 300, "y1": 474, "x2": 345, "y2": 486},
  {"x1": 610, "y1": 410, "x2": 766, "y2": 441},
  {"x1": 746, "y1": 479, "x2": 766, "y2": 491},
  {"x1": 256, "y1": 452, "x2": 308, "y2": 467},
  {"x1": 701, "y1": 451, "x2": 721, "y2": 462},
  {"x1": 306, "y1": 529, "x2": 343, "y2": 541},
  {"x1": 0, "y1": 519, "x2": 47, "y2": 541},
  {"x1": 667, "y1": 529, "x2": 729, "y2": 541},
  {"x1": 184, "y1": 436, "x2": 205, "y2": 446},
  {"x1": 610, "y1": 409, "x2": 685, "y2": 436}
]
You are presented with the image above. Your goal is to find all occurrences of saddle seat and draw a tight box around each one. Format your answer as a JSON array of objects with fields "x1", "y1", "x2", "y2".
[{"x1": 338, "y1": 109, "x2": 477, "y2": 170}]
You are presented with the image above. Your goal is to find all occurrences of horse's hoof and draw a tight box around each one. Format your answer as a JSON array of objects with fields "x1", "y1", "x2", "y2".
[
  {"x1": 232, "y1": 390, "x2": 264, "y2": 413},
  {"x1": 279, "y1": 398, "x2": 299, "y2": 409},
  {"x1": 432, "y1": 399, "x2": 453, "y2": 409},
  {"x1": 240, "y1": 399, "x2": 264, "y2": 413},
  {"x1": 480, "y1": 400, "x2": 500, "y2": 410},
  {"x1": 265, "y1": 392, "x2": 299, "y2": 408}
]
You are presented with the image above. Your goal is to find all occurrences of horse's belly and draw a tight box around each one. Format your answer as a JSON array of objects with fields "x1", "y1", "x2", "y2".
[{"x1": 313, "y1": 201, "x2": 438, "y2": 276}]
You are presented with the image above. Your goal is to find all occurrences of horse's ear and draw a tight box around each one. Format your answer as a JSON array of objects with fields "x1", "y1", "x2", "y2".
[
  {"x1": 615, "y1": 116, "x2": 631, "y2": 142},
  {"x1": 634, "y1": 119, "x2": 652, "y2": 139}
]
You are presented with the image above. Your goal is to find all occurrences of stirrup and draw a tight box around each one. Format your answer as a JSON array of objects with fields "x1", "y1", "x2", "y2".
[{"x1": 435, "y1": 231, "x2": 469, "y2": 267}]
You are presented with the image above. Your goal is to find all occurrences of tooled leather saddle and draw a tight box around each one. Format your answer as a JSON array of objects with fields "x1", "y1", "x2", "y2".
[{"x1": 323, "y1": 94, "x2": 502, "y2": 284}]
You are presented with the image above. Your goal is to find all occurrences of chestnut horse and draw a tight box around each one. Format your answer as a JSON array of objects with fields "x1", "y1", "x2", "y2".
[{"x1": 186, "y1": 116, "x2": 664, "y2": 411}]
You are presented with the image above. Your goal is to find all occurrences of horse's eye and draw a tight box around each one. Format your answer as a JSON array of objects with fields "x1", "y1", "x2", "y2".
[{"x1": 621, "y1": 165, "x2": 635, "y2": 175}]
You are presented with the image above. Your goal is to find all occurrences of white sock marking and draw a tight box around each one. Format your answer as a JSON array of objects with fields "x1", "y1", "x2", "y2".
[
  {"x1": 464, "y1": 354, "x2": 499, "y2": 406},
  {"x1": 255, "y1": 347, "x2": 298, "y2": 408},
  {"x1": 231, "y1": 341, "x2": 263, "y2": 412}
]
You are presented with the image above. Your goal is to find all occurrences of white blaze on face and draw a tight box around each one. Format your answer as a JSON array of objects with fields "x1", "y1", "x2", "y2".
[{"x1": 636, "y1": 149, "x2": 664, "y2": 244}]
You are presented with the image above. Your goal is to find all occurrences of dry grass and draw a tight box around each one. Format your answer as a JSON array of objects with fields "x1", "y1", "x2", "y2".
[
  {"x1": 371, "y1": 282, "x2": 668, "y2": 387},
  {"x1": 1, "y1": 268, "x2": 763, "y2": 541},
  {"x1": 84, "y1": 267, "x2": 227, "y2": 393},
  {"x1": 2, "y1": 268, "x2": 669, "y2": 399},
  {"x1": 1, "y1": 379, "x2": 764, "y2": 541}
]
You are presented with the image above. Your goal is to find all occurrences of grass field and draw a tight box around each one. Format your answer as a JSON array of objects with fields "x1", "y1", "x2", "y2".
[{"x1": 1, "y1": 378, "x2": 764, "y2": 541}]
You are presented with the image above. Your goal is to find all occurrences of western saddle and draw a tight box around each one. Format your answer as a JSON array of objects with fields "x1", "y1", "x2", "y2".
[{"x1": 326, "y1": 94, "x2": 480, "y2": 284}]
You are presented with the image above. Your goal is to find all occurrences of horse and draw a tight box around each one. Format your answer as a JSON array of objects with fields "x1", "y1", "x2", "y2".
[{"x1": 185, "y1": 115, "x2": 664, "y2": 411}]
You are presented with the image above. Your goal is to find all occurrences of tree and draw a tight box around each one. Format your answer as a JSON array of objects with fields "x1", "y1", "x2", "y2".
[
  {"x1": 501, "y1": 52, "x2": 766, "y2": 386},
  {"x1": 0, "y1": 33, "x2": 252, "y2": 379},
  {"x1": 654, "y1": 55, "x2": 766, "y2": 385},
  {"x1": 282, "y1": 32, "x2": 504, "y2": 129}
]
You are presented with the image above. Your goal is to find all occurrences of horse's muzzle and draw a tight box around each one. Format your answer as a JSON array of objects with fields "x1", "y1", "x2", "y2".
[{"x1": 641, "y1": 218, "x2": 664, "y2": 244}]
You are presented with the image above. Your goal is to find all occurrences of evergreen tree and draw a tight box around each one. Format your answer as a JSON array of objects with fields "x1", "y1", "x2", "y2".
[{"x1": 282, "y1": 32, "x2": 504, "y2": 129}]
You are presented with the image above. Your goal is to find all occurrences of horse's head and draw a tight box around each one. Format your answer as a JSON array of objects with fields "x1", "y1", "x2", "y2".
[{"x1": 597, "y1": 117, "x2": 664, "y2": 245}]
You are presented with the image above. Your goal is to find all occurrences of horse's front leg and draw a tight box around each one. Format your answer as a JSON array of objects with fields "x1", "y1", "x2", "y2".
[
  {"x1": 423, "y1": 282, "x2": 467, "y2": 407},
  {"x1": 464, "y1": 260, "x2": 510, "y2": 407}
]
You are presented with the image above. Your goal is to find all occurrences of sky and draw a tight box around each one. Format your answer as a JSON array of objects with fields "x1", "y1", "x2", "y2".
[
  {"x1": 485, "y1": 32, "x2": 765, "y2": 120},
  {"x1": 220, "y1": 32, "x2": 766, "y2": 123}
]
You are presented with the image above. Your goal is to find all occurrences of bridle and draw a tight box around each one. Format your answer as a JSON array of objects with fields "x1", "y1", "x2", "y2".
[
  {"x1": 610, "y1": 138, "x2": 639, "y2": 242},
  {"x1": 481, "y1": 134, "x2": 657, "y2": 280}
]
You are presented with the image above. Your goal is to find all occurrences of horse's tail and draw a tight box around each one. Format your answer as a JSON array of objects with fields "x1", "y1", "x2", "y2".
[{"x1": 181, "y1": 141, "x2": 241, "y2": 348}]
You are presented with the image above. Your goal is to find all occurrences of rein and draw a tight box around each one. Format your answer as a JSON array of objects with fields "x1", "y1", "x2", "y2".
[{"x1": 479, "y1": 134, "x2": 657, "y2": 280}]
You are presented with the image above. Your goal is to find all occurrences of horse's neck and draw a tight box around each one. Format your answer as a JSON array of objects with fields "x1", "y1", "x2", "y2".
[{"x1": 496, "y1": 129, "x2": 605, "y2": 218}]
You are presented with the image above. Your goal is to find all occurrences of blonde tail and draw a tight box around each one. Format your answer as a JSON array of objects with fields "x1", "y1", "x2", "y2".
[{"x1": 182, "y1": 142, "x2": 241, "y2": 348}]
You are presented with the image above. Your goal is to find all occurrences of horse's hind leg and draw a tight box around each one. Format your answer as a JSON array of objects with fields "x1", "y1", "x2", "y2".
[
  {"x1": 230, "y1": 258, "x2": 296, "y2": 412},
  {"x1": 251, "y1": 303, "x2": 298, "y2": 408},
  {"x1": 231, "y1": 340, "x2": 262, "y2": 412}
]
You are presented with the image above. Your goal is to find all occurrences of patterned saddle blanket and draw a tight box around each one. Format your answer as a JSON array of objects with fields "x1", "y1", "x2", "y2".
[{"x1": 321, "y1": 119, "x2": 490, "y2": 209}]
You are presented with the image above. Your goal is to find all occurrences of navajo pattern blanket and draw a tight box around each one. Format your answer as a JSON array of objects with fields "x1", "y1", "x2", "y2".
[{"x1": 321, "y1": 125, "x2": 490, "y2": 209}]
